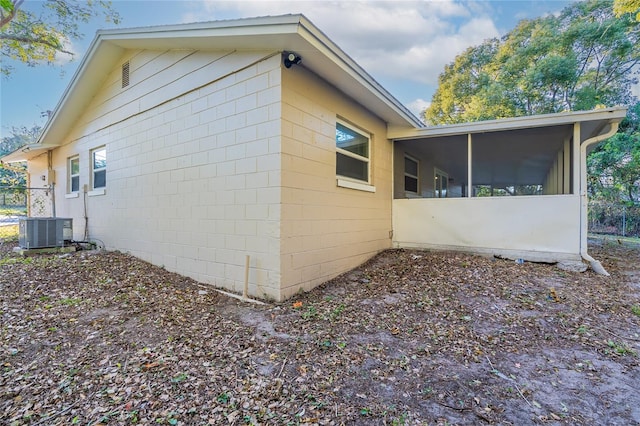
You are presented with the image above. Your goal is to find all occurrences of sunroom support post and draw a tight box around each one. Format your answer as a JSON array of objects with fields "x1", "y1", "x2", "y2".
[
  {"x1": 563, "y1": 137, "x2": 571, "y2": 194},
  {"x1": 573, "y1": 123, "x2": 580, "y2": 196},
  {"x1": 467, "y1": 133, "x2": 472, "y2": 198}
]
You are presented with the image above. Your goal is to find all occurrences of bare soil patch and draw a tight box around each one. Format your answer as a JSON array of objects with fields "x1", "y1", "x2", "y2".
[{"x1": 1, "y1": 238, "x2": 639, "y2": 425}]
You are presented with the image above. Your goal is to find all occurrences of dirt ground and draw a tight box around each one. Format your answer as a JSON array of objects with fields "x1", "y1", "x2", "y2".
[{"x1": 1, "y1": 237, "x2": 639, "y2": 425}]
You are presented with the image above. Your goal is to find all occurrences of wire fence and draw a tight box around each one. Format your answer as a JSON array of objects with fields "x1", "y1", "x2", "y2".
[
  {"x1": 589, "y1": 201, "x2": 640, "y2": 238},
  {"x1": 0, "y1": 186, "x2": 54, "y2": 242}
]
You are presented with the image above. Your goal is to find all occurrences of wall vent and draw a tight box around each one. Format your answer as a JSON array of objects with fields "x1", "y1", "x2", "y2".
[{"x1": 122, "y1": 61, "x2": 130, "y2": 88}]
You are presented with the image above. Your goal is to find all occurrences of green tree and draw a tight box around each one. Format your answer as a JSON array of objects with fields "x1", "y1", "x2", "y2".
[
  {"x1": 614, "y1": 0, "x2": 640, "y2": 21},
  {"x1": 0, "y1": 124, "x2": 40, "y2": 156},
  {"x1": 427, "y1": 39, "x2": 506, "y2": 124},
  {"x1": 587, "y1": 102, "x2": 640, "y2": 203},
  {"x1": 0, "y1": 125, "x2": 40, "y2": 187},
  {"x1": 0, "y1": 0, "x2": 120, "y2": 76},
  {"x1": 426, "y1": 0, "x2": 640, "y2": 124},
  {"x1": 561, "y1": 0, "x2": 639, "y2": 110}
]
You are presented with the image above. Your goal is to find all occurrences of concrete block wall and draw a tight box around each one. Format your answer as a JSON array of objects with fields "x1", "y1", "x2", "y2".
[
  {"x1": 35, "y1": 47, "x2": 394, "y2": 301},
  {"x1": 46, "y1": 50, "x2": 285, "y2": 300},
  {"x1": 279, "y1": 66, "x2": 394, "y2": 300}
]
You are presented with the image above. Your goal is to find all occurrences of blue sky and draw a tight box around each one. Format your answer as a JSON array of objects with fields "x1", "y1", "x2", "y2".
[{"x1": 0, "y1": 0, "x2": 576, "y2": 138}]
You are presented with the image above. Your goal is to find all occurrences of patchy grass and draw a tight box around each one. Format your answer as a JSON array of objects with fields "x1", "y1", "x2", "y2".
[
  {"x1": 590, "y1": 233, "x2": 640, "y2": 246},
  {"x1": 0, "y1": 206, "x2": 26, "y2": 216},
  {"x1": 0, "y1": 223, "x2": 18, "y2": 243}
]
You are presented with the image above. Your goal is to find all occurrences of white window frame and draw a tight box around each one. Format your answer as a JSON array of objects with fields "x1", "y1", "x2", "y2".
[
  {"x1": 90, "y1": 146, "x2": 106, "y2": 195},
  {"x1": 68, "y1": 156, "x2": 80, "y2": 195},
  {"x1": 404, "y1": 154, "x2": 419, "y2": 195},
  {"x1": 336, "y1": 119, "x2": 371, "y2": 186},
  {"x1": 434, "y1": 168, "x2": 449, "y2": 198}
]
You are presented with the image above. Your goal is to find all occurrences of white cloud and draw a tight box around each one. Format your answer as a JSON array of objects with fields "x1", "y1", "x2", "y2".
[
  {"x1": 188, "y1": 0, "x2": 501, "y2": 87},
  {"x1": 53, "y1": 36, "x2": 78, "y2": 66},
  {"x1": 407, "y1": 98, "x2": 431, "y2": 118},
  {"x1": 354, "y1": 15, "x2": 499, "y2": 85}
]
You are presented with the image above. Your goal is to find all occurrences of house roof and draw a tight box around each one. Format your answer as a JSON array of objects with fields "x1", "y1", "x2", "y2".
[
  {"x1": 1, "y1": 16, "x2": 629, "y2": 166},
  {"x1": 389, "y1": 107, "x2": 628, "y2": 141},
  {"x1": 1, "y1": 14, "x2": 423, "y2": 163}
]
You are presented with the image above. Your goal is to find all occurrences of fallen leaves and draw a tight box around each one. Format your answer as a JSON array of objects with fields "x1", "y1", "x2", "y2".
[{"x1": 0, "y1": 240, "x2": 639, "y2": 424}]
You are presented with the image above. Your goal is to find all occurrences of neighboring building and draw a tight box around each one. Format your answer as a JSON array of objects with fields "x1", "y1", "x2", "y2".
[{"x1": 1, "y1": 15, "x2": 627, "y2": 300}]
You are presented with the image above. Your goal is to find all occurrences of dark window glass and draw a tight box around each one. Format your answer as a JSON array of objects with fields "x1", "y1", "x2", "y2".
[
  {"x1": 94, "y1": 170, "x2": 106, "y2": 189},
  {"x1": 336, "y1": 152, "x2": 368, "y2": 181},
  {"x1": 405, "y1": 157, "x2": 418, "y2": 176},
  {"x1": 405, "y1": 176, "x2": 418, "y2": 193}
]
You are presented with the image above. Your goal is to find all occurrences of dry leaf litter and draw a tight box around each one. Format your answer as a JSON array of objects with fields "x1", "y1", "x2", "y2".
[{"x1": 1, "y1": 237, "x2": 639, "y2": 425}]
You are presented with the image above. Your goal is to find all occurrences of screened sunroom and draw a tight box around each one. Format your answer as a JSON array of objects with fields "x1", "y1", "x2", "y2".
[{"x1": 389, "y1": 108, "x2": 626, "y2": 264}]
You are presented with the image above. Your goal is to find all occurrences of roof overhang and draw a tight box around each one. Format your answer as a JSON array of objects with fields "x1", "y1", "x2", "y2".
[
  {"x1": 6, "y1": 14, "x2": 421, "y2": 161},
  {"x1": 1, "y1": 143, "x2": 59, "y2": 163},
  {"x1": 389, "y1": 107, "x2": 628, "y2": 141},
  {"x1": 392, "y1": 107, "x2": 628, "y2": 188}
]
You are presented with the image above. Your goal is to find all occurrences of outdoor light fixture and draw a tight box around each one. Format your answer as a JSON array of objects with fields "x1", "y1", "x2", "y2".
[{"x1": 283, "y1": 51, "x2": 302, "y2": 68}]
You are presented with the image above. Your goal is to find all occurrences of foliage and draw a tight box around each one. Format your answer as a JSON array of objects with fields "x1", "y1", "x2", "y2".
[
  {"x1": 589, "y1": 201, "x2": 640, "y2": 237},
  {"x1": 0, "y1": 223, "x2": 18, "y2": 241},
  {"x1": 614, "y1": 0, "x2": 640, "y2": 21},
  {"x1": 0, "y1": 124, "x2": 40, "y2": 156},
  {"x1": 426, "y1": 0, "x2": 640, "y2": 125},
  {"x1": 0, "y1": 0, "x2": 120, "y2": 76},
  {"x1": 0, "y1": 125, "x2": 39, "y2": 187},
  {"x1": 426, "y1": 0, "x2": 639, "y2": 206},
  {"x1": 587, "y1": 102, "x2": 640, "y2": 203}
]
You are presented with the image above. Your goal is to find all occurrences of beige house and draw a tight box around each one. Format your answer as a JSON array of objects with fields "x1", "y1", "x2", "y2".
[{"x1": 1, "y1": 15, "x2": 627, "y2": 300}]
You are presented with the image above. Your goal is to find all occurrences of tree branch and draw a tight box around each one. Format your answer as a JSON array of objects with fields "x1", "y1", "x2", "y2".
[
  {"x1": 0, "y1": 33, "x2": 73, "y2": 55},
  {"x1": 0, "y1": 0, "x2": 22, "y2": 28}
]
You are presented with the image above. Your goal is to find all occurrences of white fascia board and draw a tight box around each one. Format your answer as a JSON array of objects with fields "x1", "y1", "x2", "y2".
[
  {"x1": 96, "y1": 14, "x2": 304, "y2": 39},
  {"x1": 0, "y1": 143, "x2": 60, "y2": 163},
  {"x1": 390, "y1": 107, "x2": 628, "y2": 140},
  {"x1": 296, "y1": 16, "x2": 423, "y2": 129},
  {"x1": 95, "y1": 15, "x2": 304, "y2": 50}
]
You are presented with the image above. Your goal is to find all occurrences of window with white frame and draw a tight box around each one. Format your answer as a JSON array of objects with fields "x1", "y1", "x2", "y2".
[
  {"x1": 336, "y1": 120, "x2": 370, "y2": 183},
  {"x1": 434, "y1": 168, "x2": 448, "y2": 198},
  {"x1": 91, "y1": 147, "x2": 106, "y2": 189},
  {"x1": 404, "y1": 155, "x2": 419, "y2": 194},
  {"x1": 68, "y1": 156, "x2": 80, "y2": 193}
]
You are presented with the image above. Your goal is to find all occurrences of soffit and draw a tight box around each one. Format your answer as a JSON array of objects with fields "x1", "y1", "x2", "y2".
[
  {"x1": 391, "y1": 107, "x2": 628, "y2": 141},
  {"x1": 33, "y1": 14, "x2": 421, "y2": 150},
  {"x1": 1, "y1": 144, "x2": 61, "y2": 163}
]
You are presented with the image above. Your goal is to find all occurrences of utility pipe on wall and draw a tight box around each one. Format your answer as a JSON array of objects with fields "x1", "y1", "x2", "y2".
[
  {"x1": 579, "y1": 120, "x2": 620, "y2": 276},
  {"x1": 467, "y1": 133, "x2": 472, "y2": 198},
  {"x1": 47, "y1": 150, "x2": 56, "y2": 218},
  {"x1": 243, "y1": 255, "x2": 250, "y2": 300}
]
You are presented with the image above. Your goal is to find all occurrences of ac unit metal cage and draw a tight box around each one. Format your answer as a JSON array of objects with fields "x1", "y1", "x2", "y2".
[{"x1": 18, "y1": 218, "x2": 73, "y2": 249}]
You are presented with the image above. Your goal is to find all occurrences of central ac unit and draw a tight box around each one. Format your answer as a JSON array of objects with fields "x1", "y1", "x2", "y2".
[{"x1": 18, "y1": 218, "x2": 73, "y2": 249}]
